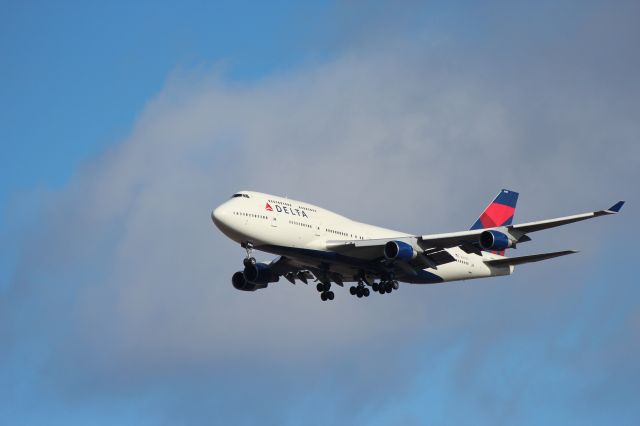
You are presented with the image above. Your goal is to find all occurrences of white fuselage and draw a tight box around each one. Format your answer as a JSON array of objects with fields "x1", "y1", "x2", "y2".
[{"x1": 212, "y1": 191, "x2": 512, "y2": 284}]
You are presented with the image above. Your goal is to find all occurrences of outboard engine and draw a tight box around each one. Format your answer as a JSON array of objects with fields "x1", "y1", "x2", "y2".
[
  {"x1": 384, "y1": 240, "x2": 417, "y2": 261},
  {"x1": 479, "y1": 230, "x2": 516, "y2": 251}
]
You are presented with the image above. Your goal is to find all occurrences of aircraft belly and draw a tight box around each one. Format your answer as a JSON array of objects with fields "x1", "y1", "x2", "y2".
[{"x1": 257, "y1": 244, "x2": 386, "y2": 281}]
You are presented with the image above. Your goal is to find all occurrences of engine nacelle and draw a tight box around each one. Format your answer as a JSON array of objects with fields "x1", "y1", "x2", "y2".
[
  {"x1": 479, "y1": 230, "x2": 516, "y2": 251},
  {"x1": 232, "y1": 270, "x2": 269, "y2": 291},
  {"x1": 243, "y1": 262, "x2": 279, "y2": 285},
  {"x1": 384, "y1": 240, "x2": 417, "y2": 261}
]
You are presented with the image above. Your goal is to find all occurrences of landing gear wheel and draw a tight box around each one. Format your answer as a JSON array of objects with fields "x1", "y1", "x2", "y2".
[
  {"x1": 392, "y1": 280, "x2": 399, "y2": 290},
  {"x1": 320, "y1": 292, "x2": 327, "y2": 301},
  {"x1": 243, "y1": 257, "x2": 256, "y2": 267},
  {"x1": 372, "y1": 282, "x2": 379, "y2": 292},
  {"x1": 356, "y1": 290, "x2": 363, "y2": 298},
  {"x1": 322, "y1": 282, "x2": 331, "y2": 292},
  {"x1": 316, "y1": 283, "x2": 324, "y2": 292},
  {"x1": 327, "y1": 291, "x2": 334, "y2": 300},
  {"x1": 364, "y1": 288, "x2": 370, "y2": 297},
  {"x1": 350, "y1": 286, "x2": 356, "y2": 295}
]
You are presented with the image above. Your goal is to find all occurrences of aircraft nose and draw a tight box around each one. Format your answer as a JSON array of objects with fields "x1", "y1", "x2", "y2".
[{"x1": 211, "y1": 205, "x2": 227, "y2": 227}]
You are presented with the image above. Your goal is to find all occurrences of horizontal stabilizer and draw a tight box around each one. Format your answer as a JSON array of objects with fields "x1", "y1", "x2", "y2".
[{"x1": 484, "y1": 250, "x2": 578, "y2": 267}]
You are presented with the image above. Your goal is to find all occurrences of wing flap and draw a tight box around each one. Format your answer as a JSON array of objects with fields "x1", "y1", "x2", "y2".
[
  {"x1": 418, "y1": 230, "x2": 483, "y2": 249},
  {"x1": 426, "y1": 249, "x2": 456, "y2": 266}
]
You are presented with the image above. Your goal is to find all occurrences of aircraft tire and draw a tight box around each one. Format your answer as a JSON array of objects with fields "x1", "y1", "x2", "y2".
[
  {"x1": 372, "y1": 282, "x2": 379, "y2": 292},
  {"x1": 327, "y1": 291, "x2": 334, "y2": 300},
  {"x1": 350, "y1": 286, "x2": 356, "y2": 295},
  {"x1": 317, "y1": 283, "x2": 324, "y2": 292},
  {"x1": 320, "y1": 292, "x2": 327, "y2": 301},
  {"x1": 392, "y1": 280, "x2": 399, "y2": 290},
  {"x1": 364, "y1": 288, "x2": 370, "y2": 297}
]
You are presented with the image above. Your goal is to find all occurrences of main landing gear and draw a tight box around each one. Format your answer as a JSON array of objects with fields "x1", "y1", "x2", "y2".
[
  {"x1": 371, "y1": 280, "x2": 399, "y2": 295},
  {"x1": 349, "y1": 282, "x2": 370, "y2": 298},
  {"x1": 316, "y1": 282, "x2": 334, "y2": 301}
]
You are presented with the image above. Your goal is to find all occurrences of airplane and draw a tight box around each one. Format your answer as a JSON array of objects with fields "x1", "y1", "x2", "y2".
[{"x1": 211, "y1": 189, "x2": 624, "y2": 301}]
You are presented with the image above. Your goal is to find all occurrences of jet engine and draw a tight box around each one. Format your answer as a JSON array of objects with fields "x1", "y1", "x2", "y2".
[
  {"x1": 231, "y1": 263, "x2": 280, "y2": 291},
  {"x1": 384, "y1": 240, "x2": 417, "y2": 261},
  {"x1": 232, "y1": 271, "x2": 262, "y2": 291},
  {"x1": 243, "y1": 262, "x2": 279, "y2": 284},
  {"x1": 232, "y1": 270, "x2": 270, "y2": 291},
  {"x1": 479, "y1": 230, "x2": 516, "y2": 251}
]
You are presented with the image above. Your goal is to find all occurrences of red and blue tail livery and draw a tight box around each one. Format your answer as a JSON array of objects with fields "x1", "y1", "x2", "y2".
[{"x1": 470, "y1": 189, "x2": 519, "y2": 230}]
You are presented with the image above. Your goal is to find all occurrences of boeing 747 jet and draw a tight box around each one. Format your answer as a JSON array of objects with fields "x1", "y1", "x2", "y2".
[{"x1": 211, "y1": 190, "x2": 624, "y2": 301}]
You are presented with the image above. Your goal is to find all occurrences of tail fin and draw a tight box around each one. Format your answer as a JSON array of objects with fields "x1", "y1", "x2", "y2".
[
  {"x1": 470, "y1": 189, "x2": 519, "y2": 230},
  {"x1": 470, "y1": 189, "x2": 519, "y2": 255}
]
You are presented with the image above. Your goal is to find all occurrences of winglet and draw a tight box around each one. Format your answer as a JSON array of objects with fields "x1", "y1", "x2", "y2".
[{"x1": 608, "y1": 201, "x2": 625, "y2": 213}]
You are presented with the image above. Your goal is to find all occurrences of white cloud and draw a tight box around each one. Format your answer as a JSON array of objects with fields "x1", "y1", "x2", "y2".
[{"x1": 2, "y1": 12, "x2": 639, "y2": 422}]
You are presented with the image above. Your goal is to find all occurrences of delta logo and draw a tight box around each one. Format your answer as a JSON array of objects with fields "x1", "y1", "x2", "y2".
[{"x1": 265, "y1": 202, "x2": 309, "y2": 218}]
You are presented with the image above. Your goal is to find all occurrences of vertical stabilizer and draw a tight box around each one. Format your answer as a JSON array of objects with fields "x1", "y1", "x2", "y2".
[{"x1": 470, "y1": 189, "x2": 519, "y2": 230}]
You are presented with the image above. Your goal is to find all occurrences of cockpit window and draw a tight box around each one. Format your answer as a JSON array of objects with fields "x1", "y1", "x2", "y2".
[{"x1": 231, "y1": 193, "x2": 250, "y2": 198}]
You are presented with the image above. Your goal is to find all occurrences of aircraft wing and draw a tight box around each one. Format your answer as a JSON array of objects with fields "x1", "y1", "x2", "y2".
[
  {"x1": 325, "y1": 237, "x2": 455, "y2": 269},
  {"x1": 419, "y1": 201, "x2": 625, "y2": 249},
  {"x1": 509, "y1": 201, "x2": 624, "y2": 234},
  {"x1": 324, "y1": 201, "x2": 624, "y2": 259}
]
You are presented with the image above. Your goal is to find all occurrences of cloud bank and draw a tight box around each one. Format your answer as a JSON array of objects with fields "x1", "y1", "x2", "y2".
[{"x1": 2, "y1": 2, "x2": 639, "y2": 424}]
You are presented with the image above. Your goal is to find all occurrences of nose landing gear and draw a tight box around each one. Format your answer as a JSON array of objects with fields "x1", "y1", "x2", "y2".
[{"x1": 241, "y1": 241, "x2": 256, "y2": 267}]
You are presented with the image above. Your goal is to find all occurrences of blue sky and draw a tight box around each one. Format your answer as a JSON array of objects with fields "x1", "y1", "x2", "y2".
[
  {"x1": 0, "y1": 1, "x2": 328, "y2": 204},
  {"x1": 1, "y1": 1, "x2": 639, "y2": 425}
]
